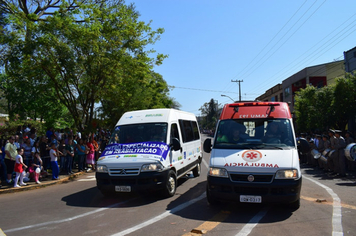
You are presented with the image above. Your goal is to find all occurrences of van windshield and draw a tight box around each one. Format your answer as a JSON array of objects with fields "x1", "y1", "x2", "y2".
[
  {"x1": 214, "y1": 119, "x2": 295, "y2": 149},
  {"x1": 109, "y1": 123, "x2": 168, "y2": 144}
]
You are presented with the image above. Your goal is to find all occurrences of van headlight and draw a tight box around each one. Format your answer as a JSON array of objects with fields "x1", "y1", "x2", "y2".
[
  {"x1": 96, "y1": 165, "x2": 108, "y2": 173},
  {"x1": 209, "y1": 168, "x2": 228, "y2": 178},
  {"x1": 275, "y1": 169, "x2": 298, "y2": 179},
  {"x1": 141, "y1": 163, "x2": 164, "y2": 172}
]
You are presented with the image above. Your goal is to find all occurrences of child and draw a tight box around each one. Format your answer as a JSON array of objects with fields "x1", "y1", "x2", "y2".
[
  {"x1": 14, "y1": 148, "x2": 28, "y2": 187},
  {"x1": 50, "y1": 143, "x2": 59, "y2": 180},
  {"x1": 30, "y1": 152, "x2": 43, "y2": 184}
]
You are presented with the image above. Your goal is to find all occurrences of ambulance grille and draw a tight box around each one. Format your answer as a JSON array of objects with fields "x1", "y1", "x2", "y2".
[
  {"x1": 109, "y1": 168, "x2": 140, "y2": 176},
  {"x1": 230, "y1": 174, "x2": 273, "y2": 183}
]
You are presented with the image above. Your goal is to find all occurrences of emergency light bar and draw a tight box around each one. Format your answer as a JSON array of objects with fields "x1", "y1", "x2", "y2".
[{"x1": 228, "y1": 102, "x2": 281, "y2": 107}]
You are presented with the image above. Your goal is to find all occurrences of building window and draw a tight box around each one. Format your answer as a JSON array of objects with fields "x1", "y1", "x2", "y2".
[{"x1": 285, "y1": 87, "x2": 290, "y2": 98}]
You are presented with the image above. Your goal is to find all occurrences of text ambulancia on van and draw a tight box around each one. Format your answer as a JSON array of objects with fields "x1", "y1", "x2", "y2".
[
  {"x1": 96, "y1": 109, "x2": 202, "y2": 197},
  {"x1": 203, "y1": 102, "x2": 302, "y2": 209}
]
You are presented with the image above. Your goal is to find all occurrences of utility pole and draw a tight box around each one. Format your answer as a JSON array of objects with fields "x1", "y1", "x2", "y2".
[{"x1": 231, "y1": 80, "x2": 243, "y2": 101}]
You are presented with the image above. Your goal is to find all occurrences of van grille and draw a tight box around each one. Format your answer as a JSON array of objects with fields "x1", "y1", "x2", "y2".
[
  {"x1": 230, "y1": 173, "x2": 273, "y2": 183},
  {"x1": 109, "y1": 168, "x2": 140, "y2": 176}
]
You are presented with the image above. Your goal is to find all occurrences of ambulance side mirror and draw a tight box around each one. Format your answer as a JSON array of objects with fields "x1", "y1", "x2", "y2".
[
  {"x1": 170, "y1": 138, "x2": 181, "y2": 151},
  {"x1": 297, "y1": 138, "x2": 309, "y2": 154},
  {"x1": 203, "y1": 138, "x2": 212, "y2": 153}
]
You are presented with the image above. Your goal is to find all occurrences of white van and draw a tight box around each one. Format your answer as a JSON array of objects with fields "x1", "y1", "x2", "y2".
[
  {"x1": 203, "y1": 102, "x2": 302, "y2": 209},
  {"x1": 96, "y1": 108, "x2": 202, "y2": 197}
]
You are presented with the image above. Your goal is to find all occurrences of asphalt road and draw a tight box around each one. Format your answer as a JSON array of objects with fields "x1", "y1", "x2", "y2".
[{"x1": 1, "y1": 142, "x2": 356, "y2": 236}]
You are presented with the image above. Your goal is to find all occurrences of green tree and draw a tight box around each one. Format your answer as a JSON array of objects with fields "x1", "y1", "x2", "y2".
[
  {"x1": 332, "y1": 73, "x2": 356, "y2": 130},
  {"x1": 1, "y1": 0, "x2": 170, "y2": 132},
  {"x1": 294, "y1": 73, "x2": 356, "y2": 132},
  {"x1": 199, "y1": 98, "x2": 220, "y2": 130}
]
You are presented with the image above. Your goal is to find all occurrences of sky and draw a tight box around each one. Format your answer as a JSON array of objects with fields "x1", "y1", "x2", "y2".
[{"x1": 126, "y1": 0, "x2": 356, "y2": 116}]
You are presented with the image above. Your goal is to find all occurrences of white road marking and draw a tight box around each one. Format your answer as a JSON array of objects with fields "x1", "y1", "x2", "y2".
[
  {"x1": 4, "y1": 199, "x2": 136, "y2": 233},
  {"x1": 78, "y1": 176, "x2": 96, "y2": 182},
  {"x1": 202, "y1": 158, "x2": 209, "y2": 169},
  {"x1": 111, "y1": 192, "x2": 206, "y2": 236},
  {"x1": 303, "y1": 176, "x2": 343, "y2": 236},
  {"x1": 235, "y1": 207, "x2": 270, "y2": 236}
]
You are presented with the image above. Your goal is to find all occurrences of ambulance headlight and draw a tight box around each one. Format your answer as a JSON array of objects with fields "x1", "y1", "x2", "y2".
[
  {"x1": 275, "y1": 169, "x2": 298, "y2": 179},
  {"x1": 209, "y1": 168, "x2": 228, "y2": 178},
  {"x1": 96, "y1": 165, "x2": 108, "y2": 173},
  {"x1": 141, "y1": 163, "x2": 164, "y2": 172}
]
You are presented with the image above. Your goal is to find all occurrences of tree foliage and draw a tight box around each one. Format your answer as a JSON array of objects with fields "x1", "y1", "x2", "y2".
[
  {"x1": 0, "y1": 0, "x2": 173, "y2": 132},
  {"x1": 294, "y1": 73, "x2": 356, "y2": 132},
  {"x1": 199, "y1": 98, "x2": 220, "y2": 130}
]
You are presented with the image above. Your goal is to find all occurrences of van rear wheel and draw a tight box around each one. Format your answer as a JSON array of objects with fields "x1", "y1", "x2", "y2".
[{"x1": 163, "y1": 170, "x2": 177, "y2": 197}]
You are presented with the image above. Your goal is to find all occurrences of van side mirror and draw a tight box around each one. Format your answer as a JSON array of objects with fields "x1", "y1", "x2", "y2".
[
  {"x1": 170, "y1": 138, "x2": 181, "y2": 151},
  {"x1": 203, "y1": 138, "x2": 212, "y2": 153}
]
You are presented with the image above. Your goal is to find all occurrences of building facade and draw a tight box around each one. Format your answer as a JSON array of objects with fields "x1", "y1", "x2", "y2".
[{"x1": 344, "y1": 46, "x2": 356, "y2": 73}]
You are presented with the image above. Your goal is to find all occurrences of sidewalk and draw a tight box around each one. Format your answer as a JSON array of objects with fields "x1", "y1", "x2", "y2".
[{"x1": 0, "y1": 170, "x2": 89, "y2": 194}]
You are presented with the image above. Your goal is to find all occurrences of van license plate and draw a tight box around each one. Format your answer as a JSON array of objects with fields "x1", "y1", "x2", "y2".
[
  {"x1": 115, "y1": 186, "x2": 131, "y2": 192},
  {"x1": 240, "y1": 195, "x2": 262, "y2": 203}
]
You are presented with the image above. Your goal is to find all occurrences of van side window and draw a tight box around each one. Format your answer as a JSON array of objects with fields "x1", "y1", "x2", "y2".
[
  {"x1": 179, "y1": 119, "x2": 200, "y2": 143},
  {"x1": 170, "y1": 123, "x2": 180, "y2": 141},
  {"x1": 191, "y1": 121, "x2": 200, "y2": 140}
]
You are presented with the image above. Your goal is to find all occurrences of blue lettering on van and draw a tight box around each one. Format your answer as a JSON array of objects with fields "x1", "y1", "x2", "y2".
[{"x1": 101, "y1": 142, "x2": 170, "y2": 160}]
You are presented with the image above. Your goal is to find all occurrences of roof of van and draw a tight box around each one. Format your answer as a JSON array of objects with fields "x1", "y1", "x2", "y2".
[
  {"x1": 116, "y1": 108, "x2": 197, "y2": 126},
  {"x1": 220, "y1": 102, "x2": 292, "y2": 120}
]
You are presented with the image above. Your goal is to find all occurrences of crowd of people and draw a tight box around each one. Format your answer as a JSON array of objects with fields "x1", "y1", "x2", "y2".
[
  {"x1": 298, "y1": 129, "x2": 355, "y2": 178},
  {"x1": 0, "y1": 126, "x2": 111, "y2": 188}
]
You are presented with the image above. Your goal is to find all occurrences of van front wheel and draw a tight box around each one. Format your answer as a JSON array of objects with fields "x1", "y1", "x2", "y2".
[
  {"x1": 163, "y1": 170, "x2": 177, "y2": 197},
  {"x1": 192, "y1": 162, "x2": 201, "y2": 177}
]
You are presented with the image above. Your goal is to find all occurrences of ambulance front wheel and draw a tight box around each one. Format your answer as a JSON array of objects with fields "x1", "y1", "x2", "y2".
[
  {"x1": 206, "y1": 187, "x2": 219, "y2": 206},
  {"x1": 289, "y1": 198, "x2": 300, "y2": 211},
  {"x1": 163, "y1": 170, "x2": 177, "y2": 197}
]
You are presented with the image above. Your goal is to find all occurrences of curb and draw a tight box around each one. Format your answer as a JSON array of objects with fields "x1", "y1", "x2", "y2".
[{"x1": 0, "y1": 171, "x2": 87, "y2": 194}]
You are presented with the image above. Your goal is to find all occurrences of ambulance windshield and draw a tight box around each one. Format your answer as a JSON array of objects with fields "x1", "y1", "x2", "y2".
[
  {"x1": 214, "y1": 119, "x2": 295, "y2": 149},
  {"x1": 109, "y1": 123, "x2": 168, "y2": 144}
]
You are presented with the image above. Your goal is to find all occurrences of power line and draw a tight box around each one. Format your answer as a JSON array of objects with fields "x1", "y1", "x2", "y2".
[
  {"x1": 245, "y1": 12, "x2": 356, "y2": 95},
  {"x1": 230, "y1": 0, "x2": 309, "y2": 82}
]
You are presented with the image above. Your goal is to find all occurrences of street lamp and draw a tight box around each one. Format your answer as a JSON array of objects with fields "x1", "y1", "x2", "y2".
[{"x1": 221, "y1": 94, "x2": 235, "y2": 102}]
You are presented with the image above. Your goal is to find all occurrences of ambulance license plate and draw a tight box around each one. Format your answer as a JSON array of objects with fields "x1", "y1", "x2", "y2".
[
  {"x1": 115, "y1": 186, "x2": 131, "y2": 192},
  {"x1": 240, "y1": 195, "x2": 262, "y2": 203}
]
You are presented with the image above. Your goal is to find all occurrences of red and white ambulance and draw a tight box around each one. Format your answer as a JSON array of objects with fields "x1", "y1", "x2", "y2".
[{"x1": 203, "y1": 102, "x2": 301, "y2": 209}]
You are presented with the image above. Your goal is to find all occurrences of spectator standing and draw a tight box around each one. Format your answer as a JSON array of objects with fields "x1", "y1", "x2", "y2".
[
  {"x1": 334, "y1": 130, "x2": 346, "y2": 177},
  {"x1": 31, "y1": 141, "x2": 40, "y2": 159},
  {"x1": 13, "y1": 148, "x2": 27, "y2": 187},
  {"x1": 77, "y1": 139, "x2": 87, "y2": 172},
  {"x1": 66, "y1": 139, "x2": 75, "y2": 174},
  {"x1": 14, "y1": 135, "x2": 20, "y2": 149},
  {"x1": 46, "y1": 127, "x2": 54, "y2": 143},
  {"x1": 21, "y1": 138, "x2": 32, "y2": 167},
  {"x1": 0, "y1": 139, "x2": 7, "y2": 187},
  {"x1": 49, "y1": 143, "x2": 59, "y2": 180},
  {"x1": 86, "y1": 137, "x2": 95, "y2": 171},
  {"x1": 5, "y1": 136, "x2": 17, "y2": 184},
  {"x1": 58, "y1": 139, "x2": 66, "y2": 174},
  {"x1": 93, "y1": 136, "x2": 100, "y2": 162},
  {"x1": 40, "y1": 136, "x2": 50, "y2": 171},
  {"x1": 55, "y1": 129, "x2": 62, "y2": 141},
  {"x1": 327, "y1": 129, "x2": 339, "y2": 175},
  {"x1": 29, "y1": 133, "x2": 36, "y2": 147}
]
